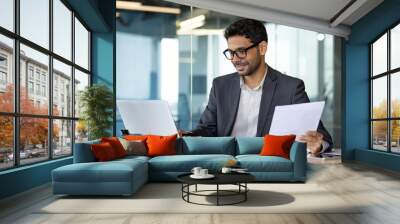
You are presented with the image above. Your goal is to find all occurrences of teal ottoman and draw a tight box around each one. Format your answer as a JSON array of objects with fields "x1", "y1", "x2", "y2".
[{"x1": 52, "y1": 156, "x2": 148, "y2": 196}]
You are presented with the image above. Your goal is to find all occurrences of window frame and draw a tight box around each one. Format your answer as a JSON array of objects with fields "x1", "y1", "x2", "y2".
[
  {"x1": 0, "y1": 0, "x2": 92, "y2": 171},
  {"x1": 370, "y1": 19, "x2": 400, "y2": 154}
]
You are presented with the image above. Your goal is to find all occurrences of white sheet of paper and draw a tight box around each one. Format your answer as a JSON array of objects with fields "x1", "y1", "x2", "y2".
[
  {"x1": 269, "y1": 101, "x2": 325, "y2": 136},
  {"x1": 117, "y1": 100, "x2": 178, "y2": 136}
]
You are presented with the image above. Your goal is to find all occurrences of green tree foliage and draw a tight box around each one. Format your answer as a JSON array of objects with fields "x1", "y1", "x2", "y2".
[{"x1": 0, "y1": 85, "x2": 59, "y2": 150}]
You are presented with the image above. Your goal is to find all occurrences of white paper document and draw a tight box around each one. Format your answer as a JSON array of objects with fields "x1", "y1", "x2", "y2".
[
  {"x1": 269, "y1": 101, "x2": 325, "y2": 136},
  {"x1": 117, "y1": 100, "x2": 178, "y2": 136}
]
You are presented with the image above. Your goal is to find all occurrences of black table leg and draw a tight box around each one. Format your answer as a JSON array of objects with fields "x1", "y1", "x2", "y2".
[
  {"x1": 217, "y1": 184, "x2": 219, "y2": 206},
  {"x1": 245, "y1": 183, "x2": 247, "y2": 201},
  {"x1": 181, "y1": 183, "x2": 183, "y2": 199},
  {"x1": 187, "y1": 184, "x2": 190, "y2": 202},
  {"x1": 179, "y1": 182, "x2": 251, "y2": 206}
]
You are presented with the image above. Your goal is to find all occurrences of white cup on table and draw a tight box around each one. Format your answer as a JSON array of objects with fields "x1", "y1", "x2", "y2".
[
  {"x1": 191, "y1": 167, "x2": 202, "y2": 176},
  {"x1": 199, "y1": 169, "x2": 208, "y2": 176}
]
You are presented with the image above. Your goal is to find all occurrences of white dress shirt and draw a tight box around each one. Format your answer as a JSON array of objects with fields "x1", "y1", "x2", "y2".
[
  {"x1": 231, "y1": 71, "x2": 267, "y2": 137},
  {"x1": 231, "y1": 69, "x2": 329, "y2": 153}
]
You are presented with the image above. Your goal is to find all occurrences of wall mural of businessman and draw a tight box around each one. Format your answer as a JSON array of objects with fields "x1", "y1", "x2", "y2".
[{"x1": 181, "y1": 18, "x2": 333, "y2": 156}]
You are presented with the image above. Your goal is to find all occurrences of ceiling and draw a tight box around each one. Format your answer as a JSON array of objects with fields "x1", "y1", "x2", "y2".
[
  {"x1": 224, "y1": 0, "x2": 353, "y2": 24},
  {"x1": 164, "y1": 0, "x2": 384, "y2": 38}
]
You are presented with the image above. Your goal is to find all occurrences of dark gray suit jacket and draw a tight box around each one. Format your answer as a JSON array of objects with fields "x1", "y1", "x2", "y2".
[{"x1": 192, "y1": 66, "x2": 333, "y2": 151}]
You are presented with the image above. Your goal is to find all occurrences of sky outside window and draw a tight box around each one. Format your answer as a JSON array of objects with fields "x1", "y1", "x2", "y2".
[
  {"x1": 0, "y1": 0, "x2": 14, "y2": 31},
  {"x1": 20, "y1": 0, "x2": 49, "y2": 49},
  {"x1": 53, "y1": 0, "x2": 72, "y2": 60}
]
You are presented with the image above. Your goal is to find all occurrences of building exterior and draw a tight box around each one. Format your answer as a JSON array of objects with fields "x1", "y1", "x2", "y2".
[{"x1": 0, "y1": 41, "x2": 76, "y2": 152}]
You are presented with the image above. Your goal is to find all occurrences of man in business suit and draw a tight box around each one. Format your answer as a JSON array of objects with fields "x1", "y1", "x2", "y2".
[{"x1": 184, "y1": 19, "x2": 333, "y2": 155}]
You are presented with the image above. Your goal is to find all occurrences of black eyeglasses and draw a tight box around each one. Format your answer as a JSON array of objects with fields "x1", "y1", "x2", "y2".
[{"x1": 223, "y1": 42, "x2": 260, "y2": 60}]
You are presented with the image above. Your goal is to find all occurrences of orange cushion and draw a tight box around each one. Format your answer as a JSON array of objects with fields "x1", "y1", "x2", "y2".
[
  {"x1": 91, "y1": 142, "x2": 117, "y2": 161},
  {"x1": 124, "y1": 135, "x2": 148, "y2": 141},
  {"x1": 146, "y1": 134, "x2": 177, "y2": 157},
  {"x1": 101, "y1": 137, "x2": 127, "y2": 158},
  {"x1": 260, "y1": 134, "x2": 296, "y2": 159}
]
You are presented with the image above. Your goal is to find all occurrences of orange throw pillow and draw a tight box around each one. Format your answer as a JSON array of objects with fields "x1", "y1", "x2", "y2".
[
  {"x1": 91, "y1": 142, "x2": 117, "y2": 161},
  {"x1": 101, "y1": 137, "x2": 127, "y2": 158},
  {"x1": 260, "y1": 134, "x2": 296, "y2": 159},
  {"x1": 124, "y1": 135, "x2": 148, "y2": 141},
  {"x1": 146, "y1": 134, "x2": 177, "y2": 157}
]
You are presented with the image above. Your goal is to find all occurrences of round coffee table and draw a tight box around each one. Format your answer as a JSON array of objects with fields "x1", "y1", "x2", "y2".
[{"x1": 177, "y1": 172, "x2": 255, "y2": 206}]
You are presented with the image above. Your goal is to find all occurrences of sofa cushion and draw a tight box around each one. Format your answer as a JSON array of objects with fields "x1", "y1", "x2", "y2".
[
  {"x1": 73, "y1": 140, "x2": 100, "y2": 163},
  {"x1": 146, "y1": 134, "x2": 177, "y2": 157},
  {"x1": 148, "y1": 154, "x2": 235, "y2": 172},
  {"x1": 91, "y1": 142, "x2": 118, "y2": 161},
  {"x1": 52, "y1": 158, "x2": 147, "y2": 183},
  {"x1": 101, "y1": 137, "x2": 127, "y2": 158},
  {"x1": 181, "y1": 137, "x2": 235, "y2": 155},
  {"x1": 124, "y1": 135, "x2": 148, "y2": 141},
  {"x1": 236, "y1": 137, "x2": 264, "y2": 155},
  {"x1": 119, "y1": 138, "x2": 147, "y2": 156},
  {"x1": 236, "y1": 155, "x2": 293, "y2": 172},
  {"x1": 260, "y1": 134, "x2": 296, "y2": 159},
  {"x1": 115, "y1": 155, "x2": 150, "y2": 163}
]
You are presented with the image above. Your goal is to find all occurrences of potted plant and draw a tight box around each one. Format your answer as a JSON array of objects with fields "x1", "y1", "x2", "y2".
[{"x1": 79, "y1": 84, "x2": 113, "y2": 140}]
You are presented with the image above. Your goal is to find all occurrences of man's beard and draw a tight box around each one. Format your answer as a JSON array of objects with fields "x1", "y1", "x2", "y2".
[{"x1": 233, "y1": 55, "x2": 262, "y2": 77}]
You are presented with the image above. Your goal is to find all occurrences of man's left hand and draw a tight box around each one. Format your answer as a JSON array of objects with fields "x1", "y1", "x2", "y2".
[{"x1": 296, "y1": 131, "x2": 324, "y2": 156}]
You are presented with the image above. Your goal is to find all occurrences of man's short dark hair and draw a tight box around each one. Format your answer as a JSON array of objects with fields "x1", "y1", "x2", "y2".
[{"x1": 224, "y1": 19, "x2": 268, "y2": 44}]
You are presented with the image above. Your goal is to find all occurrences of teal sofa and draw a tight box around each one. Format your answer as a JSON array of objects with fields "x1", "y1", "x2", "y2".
[{"x1": 52, "y1": 137, "x2": 307, "y2": 196}]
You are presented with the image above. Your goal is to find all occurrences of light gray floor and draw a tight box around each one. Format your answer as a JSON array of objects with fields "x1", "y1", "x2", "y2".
[{"x1": 1, "y1": 161, "x2": 400, "y2": 224}]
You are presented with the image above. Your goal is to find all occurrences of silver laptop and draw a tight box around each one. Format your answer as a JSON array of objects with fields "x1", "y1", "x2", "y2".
[{"x1": 117, "y1": 100, "x2": 178, "y2": 136}]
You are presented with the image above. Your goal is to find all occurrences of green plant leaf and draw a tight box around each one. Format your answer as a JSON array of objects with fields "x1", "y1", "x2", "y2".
[{"x1": 79, "y1": 84, "x2": 114, "y2": 140}]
